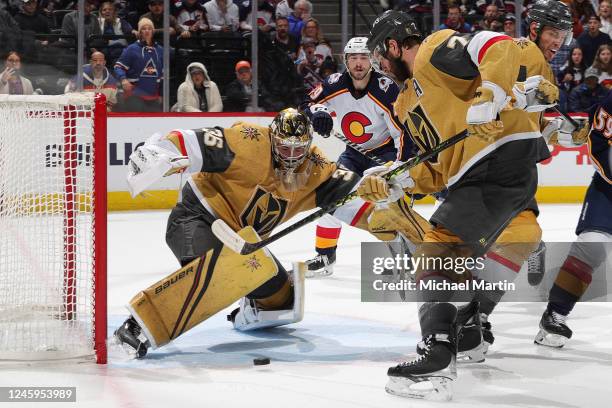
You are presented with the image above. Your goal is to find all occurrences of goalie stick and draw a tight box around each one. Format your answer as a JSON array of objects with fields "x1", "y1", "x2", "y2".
[{"x1": 212, "y1": 130, "x2": 469, "y2": 255}]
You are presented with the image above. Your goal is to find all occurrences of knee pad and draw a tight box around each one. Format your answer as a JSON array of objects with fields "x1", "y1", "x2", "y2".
[{"x1": 569, "y1": 230, "x2": 611, "y2": 270}]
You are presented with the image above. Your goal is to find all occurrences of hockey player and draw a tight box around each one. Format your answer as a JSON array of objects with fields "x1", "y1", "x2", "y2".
[
  {"x1": 301, "y1": 36, "x2": 412, "y2": 277},
  {"x1": 535, "y1": 89, "x2": 612, "y2": 348},
  {"x1": 114, "y1": 109, "x2": 360, "y2": 358},
  {"x1": 359, "y1": 10, "x2": 559, "y2": 399}
]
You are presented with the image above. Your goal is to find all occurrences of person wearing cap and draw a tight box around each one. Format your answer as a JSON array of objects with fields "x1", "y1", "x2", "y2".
[
  {"x1": 503, "y1": 13, "x2": 516, "y2": 38},
  {"x1": 172, "y1": 62, "x2": 222, "y2": 112},
  {"x1": 578, "y1": 15, "x2": 612, "y2": 67},
  {"x1": 569, "y1": 66, "x2": 608, "y2": 111},
  {"x1": 140, "y1": 0, "x2": 188, "y2": 39},
  {"x1": 224, "y1": 60, "x2": 263, "y2": 111},
  {"x1": 14, "y1": 0, "x2": 50, "y2": 42},
  {"x1": 437, "y1": 5, "x2": 472, "y2": 33},
  {"x1": 114, "y1": 17, "x2": 163, "y2": 112}
]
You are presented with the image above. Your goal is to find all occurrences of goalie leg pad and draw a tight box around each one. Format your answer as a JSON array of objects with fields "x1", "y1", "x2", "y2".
[
  {"x1": 128, "y1": 226, "x2": 278, "y2": 348},
  {"x1": 231, "y1": 262, "x2": 306, "y2": 331}
]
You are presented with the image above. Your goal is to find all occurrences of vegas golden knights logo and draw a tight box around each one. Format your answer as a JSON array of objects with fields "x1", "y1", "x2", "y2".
[
  {"x1": 404, "y1": 105, "x2": 441, "y2": 163},
  {"x1": 240, "y1": 187, "x2": 288, "y2": 236}
]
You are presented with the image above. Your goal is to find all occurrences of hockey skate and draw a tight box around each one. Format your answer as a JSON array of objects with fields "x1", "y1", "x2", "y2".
[
  {"x1": 527, "y1": 241, "x2": 546, "y2": 286},
  {"x1": 534, "y1": 308, "x2": 572, "y2": 348},
  {"x1": 228, "y1": 262, "x2": 305, "y2": 331},
  {"x1": 113, "y1": 316, "x2": 150, "y2": 359},
  {"x1": 305, "y1": 252, "x2": 335, "y2": 278},
  {"x1": 416, "y1": 303, "x2": 491, "y2": 363},
  {"x1": 387, "y1": 334, "x2": 457, "y2": 401}
]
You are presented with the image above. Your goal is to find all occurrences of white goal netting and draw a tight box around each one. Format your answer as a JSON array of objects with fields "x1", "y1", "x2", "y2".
[{"x1": 0, "y1": 94, "x2": 106, "y2": 363}]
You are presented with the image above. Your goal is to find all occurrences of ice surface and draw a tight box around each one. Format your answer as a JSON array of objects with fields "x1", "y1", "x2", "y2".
[{"x1": 1, "y1": 204, "x2": 611, "y2": 408}]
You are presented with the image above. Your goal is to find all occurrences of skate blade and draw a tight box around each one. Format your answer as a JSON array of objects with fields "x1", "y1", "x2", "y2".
[
  {"x1": 385, "y1": 375, "x2": 453, "y2": 401},
  {"x1": 457, "y1": 342, "x2": 487, "y2": 363},
  {"x1": 534, "y1": 329, "x2": 568, "y2": 348},
  {"x1": 305, "y1": 268, "x2": 334, "y2": 278}
]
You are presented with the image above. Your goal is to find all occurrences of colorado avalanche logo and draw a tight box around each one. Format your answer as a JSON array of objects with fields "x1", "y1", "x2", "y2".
[
  {"x1": 341, "y1": 111, "x2": 373, "y2": 144},
  {"x1": 327, "y1": 72, "x2": 342, "y2": 84},
  {"x1": 240, "y1": 187, "x2": 288, "y2": 236},
  {"x1": 378, "y1": 77, "x2": 392, "y2": 93},
  {"x1": 141, "y1": 59, "x2": 159, "y2": 78}
]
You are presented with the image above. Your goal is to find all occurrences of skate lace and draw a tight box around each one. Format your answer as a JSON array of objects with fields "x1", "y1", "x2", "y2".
[
  {"x1": 550, "y1": 310, "x2": 568, "y2": 325},
  {"x1": 528, "y1": 242, "x2": 545, "y2": 269},
  {"x1": 401, "y1": 337, "x2": 432, "y2": 367}
]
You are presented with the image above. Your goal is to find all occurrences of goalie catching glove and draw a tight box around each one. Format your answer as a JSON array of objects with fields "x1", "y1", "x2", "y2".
[
  {"x1": 126, "y1": 133, "x2": 190, "y2": 197},
  {"x1": 466, "y1": 81, "x2": 509, "y2": 142},
  {"x1": 512, "y1": 75, "x2": 559, "y2": 112},
  {"x1": 542, "y1": 117, "x2": 590, "y2": 146},
  {"x1": 356, "y1": 162, "x2": 415, "y2": 204}
]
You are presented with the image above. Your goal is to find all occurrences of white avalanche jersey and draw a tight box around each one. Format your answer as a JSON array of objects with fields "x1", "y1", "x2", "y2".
[{"x1": 306, "y1": 71, "x2": 413, "y2": 161}]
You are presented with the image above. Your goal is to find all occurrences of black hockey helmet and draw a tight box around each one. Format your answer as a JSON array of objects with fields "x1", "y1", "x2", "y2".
[
  {"x1": 367, "y1": 10, "x2": 422, "y2": 58},
  {"x1": 526, "y1": 0, "x2": 573, "y2": 45}
]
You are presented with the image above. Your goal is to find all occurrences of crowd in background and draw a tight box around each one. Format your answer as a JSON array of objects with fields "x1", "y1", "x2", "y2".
[{"x1": 1, "y1": 0, "x2": 610, "y2": 112}]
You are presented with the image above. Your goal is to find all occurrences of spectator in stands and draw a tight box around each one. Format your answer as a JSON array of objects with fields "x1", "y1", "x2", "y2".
[
  {"x1": 474, "y1": 3, "x2": 503, "y2": 32},
  {"x1": 297, "y1": 17, "x2": 332, "y2": 64},
  {"x1": 569, "y1": 66, "x2": 608, "y2": 111},
  {"x1": 557, "y1": 46, "x2": 587, "y2": 111},
  {"x1": 97, "y1": 1, "x2": 134, "y2": 66},
  {"x1": 176, "y1": 0, "x2": 209, "y2": 35},
  {"x1": 204, "y1": 0, "x2": 239, "y2": 32},
  {"x1": 271, "y1": 15, "x2": 299, "y2": 59},
  {"x1": 65, "y1": 51, "x2": 118, "y2": 110},
  {"x1": 0, "y1": 8, "x2": 21, "y2": 55},
  {"x1": 319, "y1": 55, "x2": 337, "y2": 79},
  {"x1": 287, "y1": 0, "x2": 311, "y2": 40},
  {"x1": 572, "y1": 0, "x2": 596, "y2": 28},
  {"x1": 437, "y1": 4, "x2": 472, "y2": 33},
  {"x1": 599, "y1": 0, "x2": 612, "y2": 37},
  {"x1": 577, "y1": 15, "x2": 611, "y2": 67},
  {"x1": 141, "y1": 0, "x2": 188, "y2": 40},
  {"x1": 0, "y1": 51, "x2": 33, "y2": 95},
  {"x1": 14, "y1": 0, "x2": 50, "y2": 46},
  {"x1": 275, "y1": 0, "x2": 295, "y2": 19},
  {"x1": 475, "y1": 0, "x2": 507, "y2": 15},
  {"x1": 172, "y1": 62, "x2": 222, "y2": 112},
  {"x1": 591, "y1": 43, "x2": 612, "y2": 87},
  {"x1": 296, "y1": 37, "x2": 323, "y2": 92},
  {"x1": 114, "y1": 18, "x2": 163, "y2": 112},
  {"x1": 502, "y1": 13, "x2": 517, "y2": 37},
  {"x1": 238, "y1": 0, "x2": 276, "y2": 32},
  {"x1": 224, "y1": 60, "x2": 260, "y2": 111},
  {"x1": 59, "y1": 0, "x2": 101, "y2": 48}
]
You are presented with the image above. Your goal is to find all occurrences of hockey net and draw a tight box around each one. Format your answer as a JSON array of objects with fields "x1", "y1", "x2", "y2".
[{"x1": 0, "y1": 93, "x2": 107, "y2": 363}]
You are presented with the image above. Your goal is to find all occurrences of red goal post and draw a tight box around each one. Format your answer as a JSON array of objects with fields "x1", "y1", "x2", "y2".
[{"x1": 0, "y1": 93, "x2": 107, "y2": 364}]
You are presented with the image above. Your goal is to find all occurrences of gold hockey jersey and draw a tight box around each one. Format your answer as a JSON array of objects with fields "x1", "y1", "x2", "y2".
[
  {"x1": 165, "y1": 122, "x2": 359, "y2": 235},
  {"x1": 394, "y1": 30, "x2": 543, "y2": 194}
]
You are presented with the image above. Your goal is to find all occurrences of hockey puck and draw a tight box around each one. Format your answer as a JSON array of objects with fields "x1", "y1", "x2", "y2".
[{"x1": 253, "y1": 357, "x2": 270, "y2": 366}]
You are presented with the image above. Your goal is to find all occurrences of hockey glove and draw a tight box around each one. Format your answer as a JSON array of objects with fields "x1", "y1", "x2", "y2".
[
  {"x1": 466, "y1": 82, "x2": 507, "y2": 142},
  {"x1": 309, "y1": 104, "x2": 333, "y2": 137},
  {"x1": 542, "y1": 117, "x2": 590, "y2": 146},
  {"x1": 512, "y1": 75, "x2": 559, "y2": 112},
  {"x1": 357, "y1": 163, "x2": 415, "y2": 204},
  {"x1": 127, "y1": 133, "x2": 190, "y2": 197}
]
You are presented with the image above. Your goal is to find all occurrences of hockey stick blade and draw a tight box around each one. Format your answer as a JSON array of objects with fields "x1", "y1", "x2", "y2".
[{"x1": 215, "y1": 130, "x2": 469, "y2": 255}]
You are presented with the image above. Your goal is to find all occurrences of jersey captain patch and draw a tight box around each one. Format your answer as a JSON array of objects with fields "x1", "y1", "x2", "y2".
[
  {"x1": 404, "y1": 104, "x2": 441, "y2": 162},
  {"x1": 240, "y1": 186, "x2": 288, "y2": 236}
]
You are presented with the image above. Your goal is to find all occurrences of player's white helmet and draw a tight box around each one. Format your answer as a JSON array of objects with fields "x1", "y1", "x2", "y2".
[{"x1": 344, "y1": 37, "x2": 372, "y2": 80}]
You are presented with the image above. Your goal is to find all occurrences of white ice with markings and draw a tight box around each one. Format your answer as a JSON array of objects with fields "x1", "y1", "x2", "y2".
[{"x1": 1, "y1": 204, "x2": 611, "y2": 408}]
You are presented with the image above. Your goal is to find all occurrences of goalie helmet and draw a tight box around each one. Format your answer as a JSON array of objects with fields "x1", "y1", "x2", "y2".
[
  {"x1": 270, "y1": 108, "x2": 313, "y2": 172},
  {"x1": 367, "y1": 10, "x2": 421, "y2": 58},
  {"x1": 526, "y1": 0, "x2": 573, "y2": 46}
]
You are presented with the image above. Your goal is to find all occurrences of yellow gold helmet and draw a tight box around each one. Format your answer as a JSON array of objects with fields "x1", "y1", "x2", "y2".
[{"x1": 270, "y1": 108, "x2": 313, "y2": 171}]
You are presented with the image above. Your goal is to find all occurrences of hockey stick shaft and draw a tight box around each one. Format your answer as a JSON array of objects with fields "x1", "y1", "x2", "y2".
[
  {"x1": 331, "y1": 130, "x2": 387, "y2": 166},
  {"x1": 213, "y1": 130, "x2": 469, "y2": 255},
  {"x1": 552, "y1": 106, "x2": 580, "y2": 129}
]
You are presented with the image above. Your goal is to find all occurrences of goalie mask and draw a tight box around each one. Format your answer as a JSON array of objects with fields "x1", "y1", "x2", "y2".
[{"x1": 270, "y1": 108, "x2": 314, "y2": 191}]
